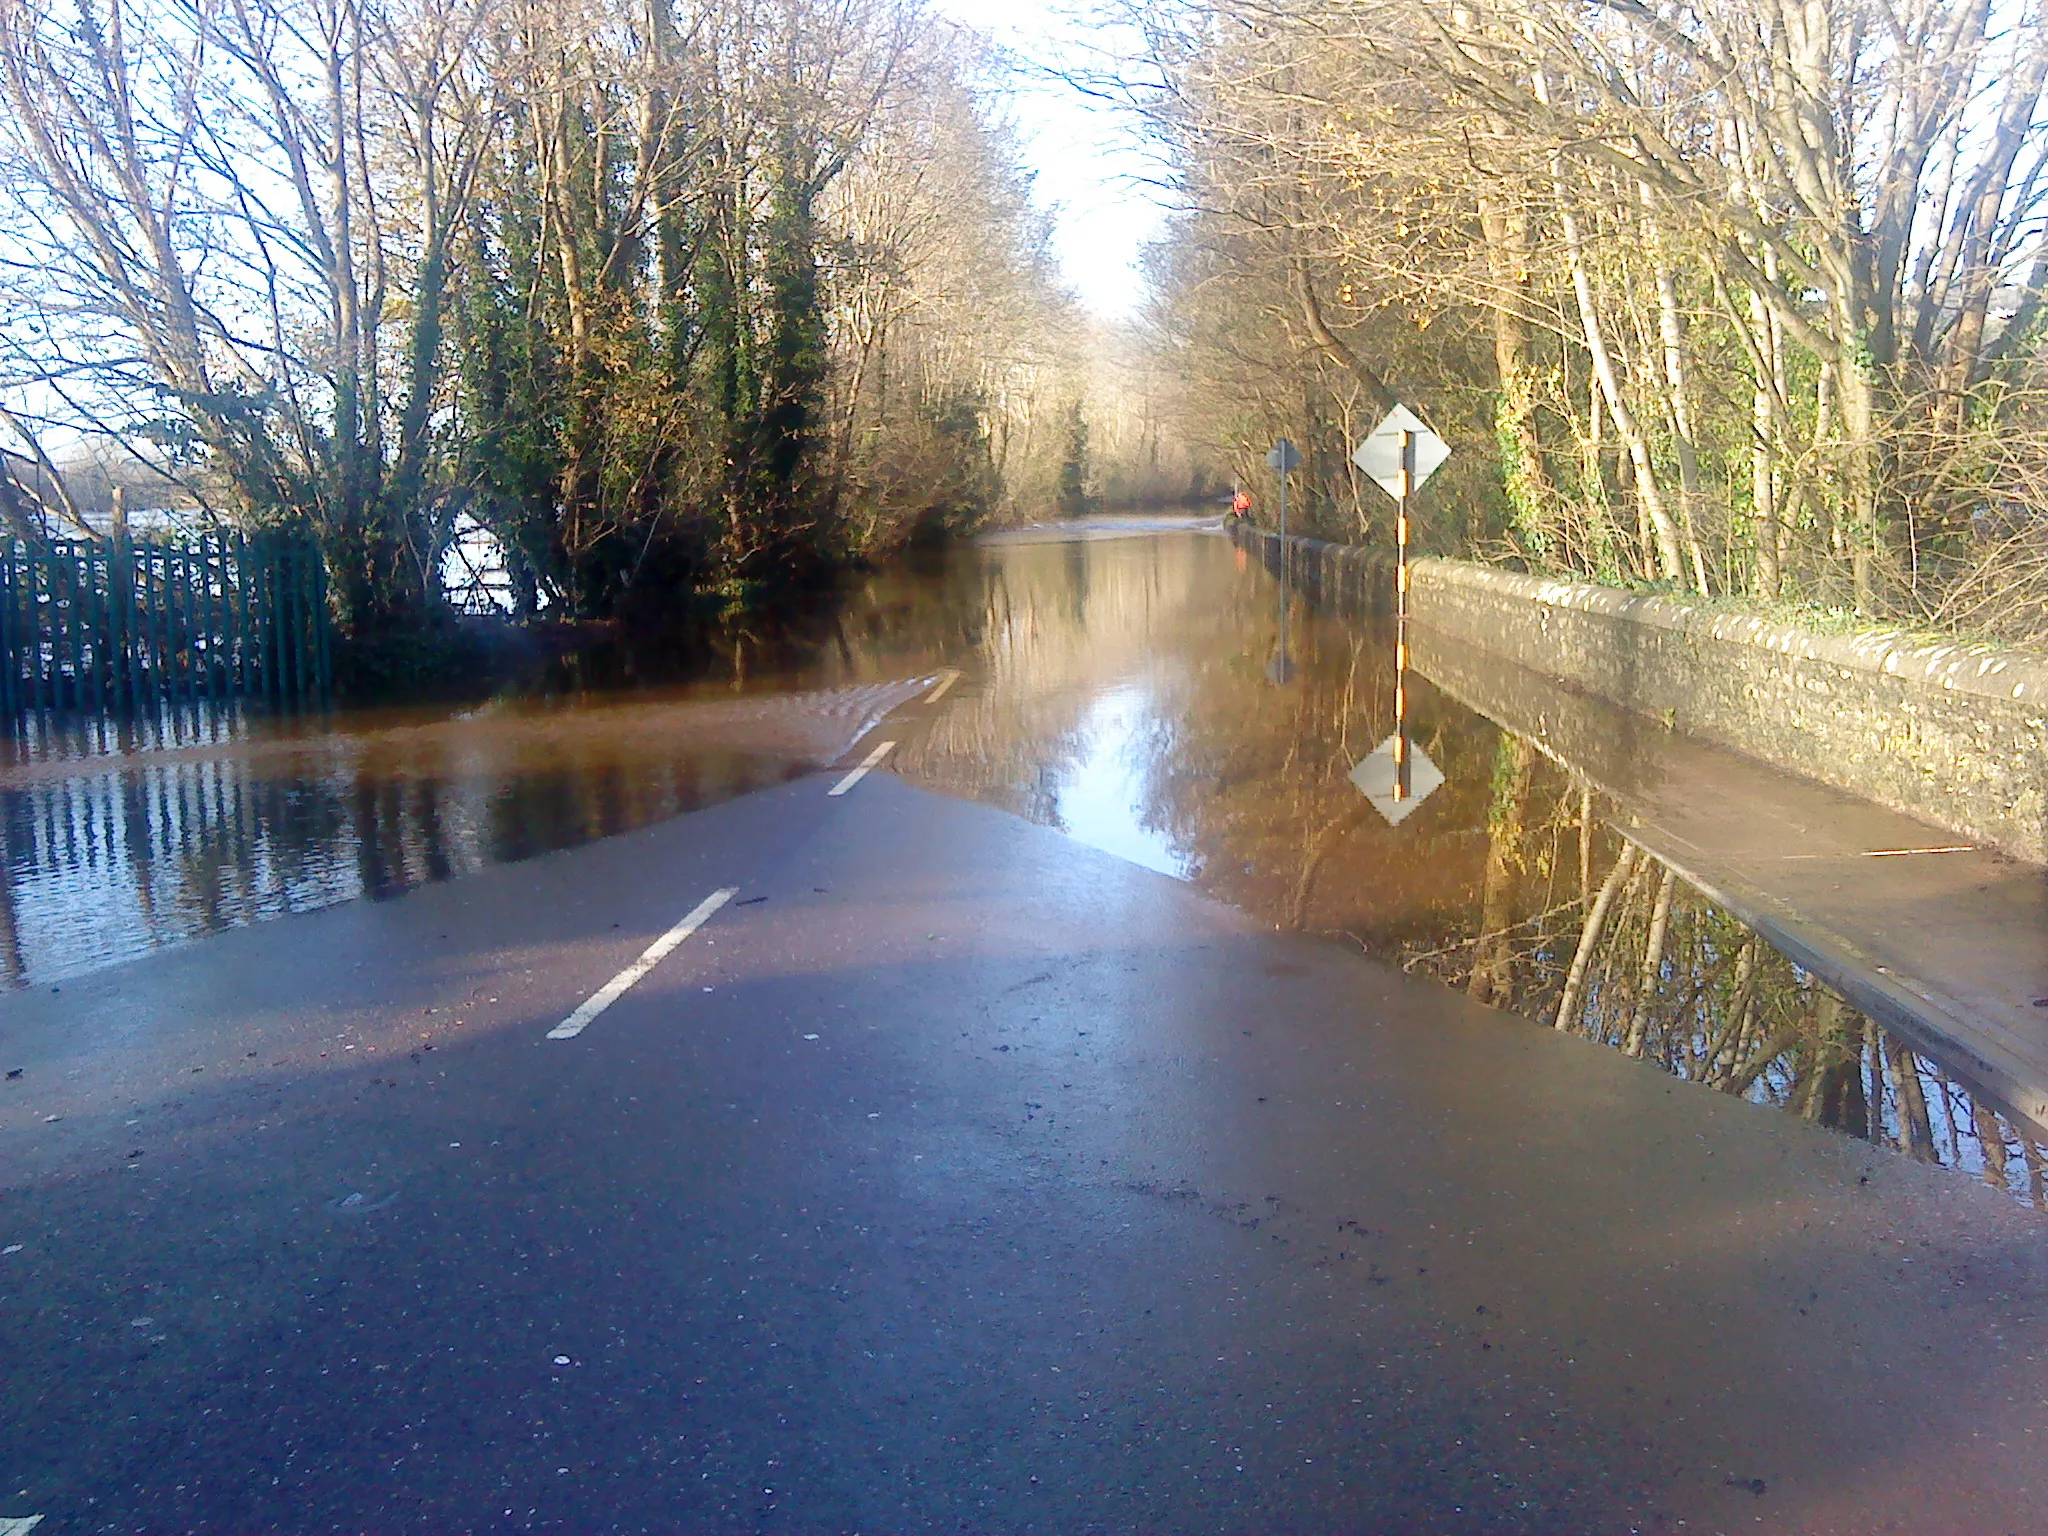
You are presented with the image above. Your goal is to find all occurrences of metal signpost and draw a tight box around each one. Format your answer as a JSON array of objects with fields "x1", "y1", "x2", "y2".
[
  {"x1": 1348, "y1": 406, "x2": 1451, "y2": 823},
  {"x1": 1265, "y1": 438, "x2": 1302, "y2": 683}
]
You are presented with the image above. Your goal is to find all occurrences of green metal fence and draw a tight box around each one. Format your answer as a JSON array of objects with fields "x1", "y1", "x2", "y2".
[{"x1": 0, "y1": 530, "x2": 332, "y2": 719}]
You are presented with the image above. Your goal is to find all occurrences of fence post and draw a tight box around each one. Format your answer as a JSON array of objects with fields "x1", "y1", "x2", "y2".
[
  {"x1": 164, "y1": 545, "x2": 181, "y2": 716},
  {"x1": 207, "y1": 532, "x2": 225, "y2": 701},
  {"x1": 266, "y1": 533, "x2": 284, "y2": 704},
  {"x1": 0, "y1": 521, "x2": 339, "y2": 724},
  {"x1": 175, "y1": 546, "x2": 194, "y2": 712},
  {"x1": 52, "y1": 542, "x2": 66, "y2": 715},
  {"x1": 280, "y1": 542, "x2": 296, "y2": 707},
  {"x1": 312, "y1": 539, "x2": 333, "y2": 703},
  {"x1": 85, "y1": 540, "x2": 105, "y2": 718},
  {"x1": 295, "y1": 541, "x2": 315, "y2": 706},
  {"x1": 231, "y1": 530, "x2": 251, "y2": 695},
  {"x1": 107, "y1": 491, "x2": 126, "y2": 714},
  {"x1": 194, "y1": 535, "x2": 211, "y2": 704},
  {"x1": 69, "y1": 543, "x2": 85, "y2": 714},
  {"x1": 27, "y1": 547, "x2": 46, "y2": 717},
  {"x1": 0, "y1": 539, "x2": 15, "y2": 720},
  {"x1": 54, "y1": 545, "x2": 72, "y2": 713},
  {"x1": 140, "y1": 542, "x2": 159, "y2": 724}
]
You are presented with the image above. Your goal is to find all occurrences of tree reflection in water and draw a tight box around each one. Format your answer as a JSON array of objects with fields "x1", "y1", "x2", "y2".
[
  {"x1": 1395, "y1": 749, "x2": 2046, "y2": 1208},
  {"x1": 1, "y1": 524, "x2": 2038, "y2": 1207},
  {"x1": 897, "y1": 531, "x2": 2048, "y2": 1211},
  {"x1": 0, "y1": 562, "x2": 978, "y2": 984}
]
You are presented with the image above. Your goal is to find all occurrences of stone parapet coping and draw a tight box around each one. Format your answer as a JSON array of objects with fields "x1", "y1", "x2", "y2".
[{"x1": 1411, "y1": 557, "x2": 2048, "y2": 706}]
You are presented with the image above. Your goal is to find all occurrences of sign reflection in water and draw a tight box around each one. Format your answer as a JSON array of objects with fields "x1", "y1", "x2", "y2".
[{"x1": 901, "y1": 527, "x2": 2048, "y2": 1211}]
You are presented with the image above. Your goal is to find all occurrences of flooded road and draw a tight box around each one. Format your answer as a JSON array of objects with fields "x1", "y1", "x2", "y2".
[
  {"x1": 8, "y1": 518, "x2": 2048, "y2": 1535},
  {"x1": 4, "y1": 516, "x2": 2042, "y2": 1204}
]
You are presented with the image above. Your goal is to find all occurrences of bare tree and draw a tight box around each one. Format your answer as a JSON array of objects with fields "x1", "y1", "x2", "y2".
[{"x1": 1126, "y1": 0, "x2": 2048, "y2": 624}]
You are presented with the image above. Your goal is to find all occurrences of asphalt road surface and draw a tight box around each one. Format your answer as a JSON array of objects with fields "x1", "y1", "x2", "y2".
[{"x1": 3, "y1": 703, "x2": 2046, "y2": 1533}]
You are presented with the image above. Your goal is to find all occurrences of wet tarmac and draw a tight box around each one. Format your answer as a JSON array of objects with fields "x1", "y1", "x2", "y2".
[{"x1": 3, "y1": 518, "x2": 2048, "y2": 1531}]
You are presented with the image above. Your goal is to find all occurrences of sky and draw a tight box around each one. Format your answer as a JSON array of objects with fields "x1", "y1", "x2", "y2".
[{"x1": 928, "y1": 0, "x2": 1168, "y2": 319}]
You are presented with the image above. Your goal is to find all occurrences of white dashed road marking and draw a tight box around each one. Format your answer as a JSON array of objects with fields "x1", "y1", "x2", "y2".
[
  {"x1": 828, "y1": 739, "x2": 896, "y2": 797},
  {"x1": 925, "y1": 669, "x2": 962, "y2": 703},
  {"x1": 547, "y1": 887, "x2": 739, "y2": 1040}
]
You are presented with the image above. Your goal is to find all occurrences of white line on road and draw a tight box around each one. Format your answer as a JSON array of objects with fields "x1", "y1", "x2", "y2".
[
  {"x1": 925, "y1": 668, "x2": 962, "y2": 703},
  {"x1": 546, "y1": 887, "x2": 738, "y2": 1040},
  {"x1": 828, "y1": 739, "x2": 896, "y2": 797}
]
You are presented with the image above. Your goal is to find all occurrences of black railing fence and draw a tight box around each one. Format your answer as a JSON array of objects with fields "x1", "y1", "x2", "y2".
[{"x1": 0, "y1": 530, "x2": 332, "y2": 720}]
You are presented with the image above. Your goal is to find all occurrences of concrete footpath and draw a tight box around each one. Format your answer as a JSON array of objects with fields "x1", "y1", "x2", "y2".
[{"x1": 2, "y1": 714, "x2": 2047, "y2": 1531}]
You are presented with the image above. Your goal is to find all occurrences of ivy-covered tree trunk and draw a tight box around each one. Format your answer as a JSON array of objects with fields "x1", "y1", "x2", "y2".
[
  {"x1": 730, "y1": 139, "x2": 831, "y2": 584},
  {"x1": 1056, "y1": 401, "x2": 1092, "y2": 516},
  {"x1": 1467, "y1": 733, "x2": 1534, "y2": 1007}
]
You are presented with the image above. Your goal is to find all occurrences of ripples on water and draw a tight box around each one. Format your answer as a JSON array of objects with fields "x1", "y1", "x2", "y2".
[{"x1": 3, "y1": 519, "x2": 2041, "y2": 1208}]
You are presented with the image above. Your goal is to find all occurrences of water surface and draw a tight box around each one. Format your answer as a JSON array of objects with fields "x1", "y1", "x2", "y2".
[{"x1": 3, "y1": 517, "x2": 2040, "y2": 1206}]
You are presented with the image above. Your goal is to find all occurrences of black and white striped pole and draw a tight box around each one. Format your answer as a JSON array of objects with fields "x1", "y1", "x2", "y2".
[
  {"x1": 1393, "y1": 428, "x2": 1415, "y2": 802},
  {"x1": 1347, "y1": 406, "x2": 1451, "y2": 826}
]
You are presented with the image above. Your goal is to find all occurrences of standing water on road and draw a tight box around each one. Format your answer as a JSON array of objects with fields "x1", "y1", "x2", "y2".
[{"x1": 3, "y1": 517, "x2": 2040, "y2": 1203}]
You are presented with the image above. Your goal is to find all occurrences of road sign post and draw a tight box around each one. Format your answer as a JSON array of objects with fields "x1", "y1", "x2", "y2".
[
  {"x1": 1349, "y1": 406, "x2": 1450, "y2": 823},
  {"x1": 1394, "y1": 429, "x2": 1415, "y2": 800},
  {"x1": 1265, "y1": 437, "x2": 1302, "y2": 565},
  {"x1": 1265, "y1": 439, "x2": 1302, "y2": 683}
]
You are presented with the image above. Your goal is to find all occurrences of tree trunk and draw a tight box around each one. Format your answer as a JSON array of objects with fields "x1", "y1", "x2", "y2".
[
  {"x1": 1622, "y1": 867, "x2": 1676, "y2": 1058},
  {"x1": 1699, "y1": 936, "x2": 1758, "y2": 1085},
  {"x1": 1804, "y1": 990, "x2": 1868, "y2": 1136},
  {"x1": 1478, "y1": 198, "x2": 1557, "y2": 548},
  {"x1": 1724, "y1": 1020, "x2": 1802, "y2": 1098},
  {"x1": 1645, "y1": 196, "x2": 1711, "y2": 593},
  {"x1": 1561, "y1": 201, "x2": 1689, "y2": 586},
  {"x1": 1831, "y1": 295, "x2": 1886, "y2": 614},
  {"x1": 1288, "y1": 258, "x2": 1396, "y2": 414},
  {"x1": 1577, "y1": 782, "x2": 1593, "y2": 908},
  {"x1": 1468, "y1": 734, "x2": 1535, "y2": 1006},
  {"x1": 1938, "y1": 19, "x2": 2047, "y2": 394},
  {"x1": 1286, "y1": 803, "x2": 1373, "y2": 931},
  {"x1": 1973, "y1": 1102, "x2": 2011, "y2": 1193},
  {"x1": 1749, "y1": 276, "x2": 1783, "y2": 599},
  {"x1": 1886, "y1": 1035, "x2": 1939, "y2": 1161},
  {"x1": 1554, "y1": 842, "x2": 1640, "y2": 1032}
]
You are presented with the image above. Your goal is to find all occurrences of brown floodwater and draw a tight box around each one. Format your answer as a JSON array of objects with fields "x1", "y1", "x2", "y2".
[{"x1": 2, "y1": 515, "x2": 2040, "y2": 1205}]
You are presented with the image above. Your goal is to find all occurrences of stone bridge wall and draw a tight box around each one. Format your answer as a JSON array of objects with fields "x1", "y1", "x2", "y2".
[{"x1": 1232, "y1": 524, "x2": 2048, "y2": 866}]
